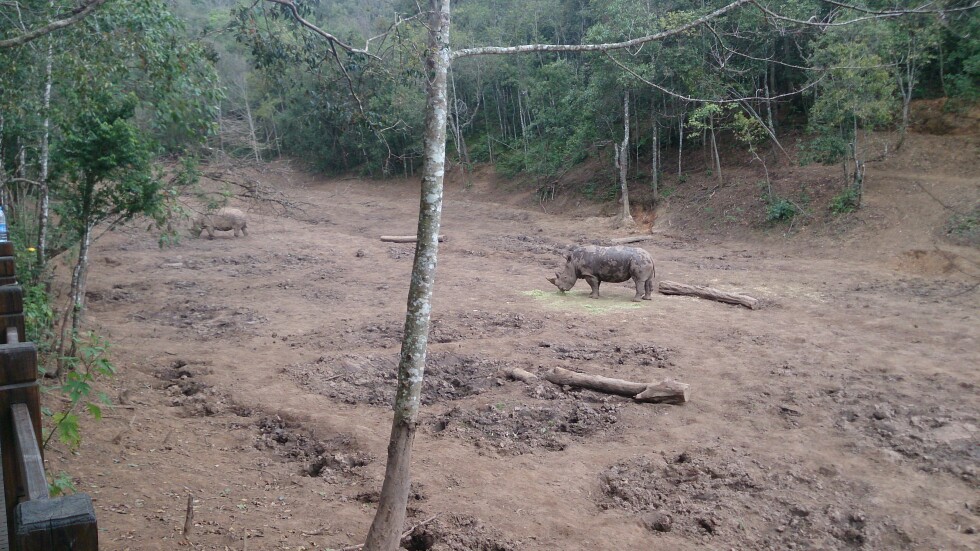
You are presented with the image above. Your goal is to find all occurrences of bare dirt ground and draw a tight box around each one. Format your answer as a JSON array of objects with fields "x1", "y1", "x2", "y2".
[{"x1": 45, "y1": 130, "x2": 978, "y2": 550}]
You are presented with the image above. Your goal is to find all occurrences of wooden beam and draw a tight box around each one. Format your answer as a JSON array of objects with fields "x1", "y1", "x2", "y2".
[
  {"x1": 658, "y1": 280, "x2": 759, "y2": 309},
  {"x1": 379, "y1": 235, "x2": 446, "y2": 243},
  {"x1": 12, "y1": 405, "x2": 47, "y2": 502},
  {"x1": 543, "y1": 366, "x2": 689, "y2": 404}
]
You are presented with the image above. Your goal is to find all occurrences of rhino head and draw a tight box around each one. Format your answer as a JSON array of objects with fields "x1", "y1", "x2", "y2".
[{"x1": 546, "y1": 254, "x2": 577, "y2": 292}]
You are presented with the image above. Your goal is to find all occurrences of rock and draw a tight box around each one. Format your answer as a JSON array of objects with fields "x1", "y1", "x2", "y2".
[{"x1": 641, "y1": 511, "x2": 672, "y2": 533}]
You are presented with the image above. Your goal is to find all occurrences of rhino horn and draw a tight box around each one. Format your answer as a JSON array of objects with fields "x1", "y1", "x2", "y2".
[{"x1": 546, "y1": 277, "x2": 557, "y2": 286}]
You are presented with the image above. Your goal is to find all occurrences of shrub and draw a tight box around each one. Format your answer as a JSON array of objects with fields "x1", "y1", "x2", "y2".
[
  {"x1": 830, "y1": 187, "x2": 861, "y2": 214},
  {"x1": 766, "y1": 197, "x2": 798, "y2": 223}
]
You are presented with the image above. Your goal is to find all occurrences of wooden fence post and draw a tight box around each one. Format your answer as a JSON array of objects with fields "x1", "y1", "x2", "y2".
[{"x1": 0, "y1": 241, "x2": 99, "y2": 550}]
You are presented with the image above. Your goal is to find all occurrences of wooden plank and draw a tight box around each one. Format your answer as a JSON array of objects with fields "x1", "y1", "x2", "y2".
[
  {"x1": 0, "y1": 278, "x2": 14, "y2": 287},
  {"x1": 0, "y1": 286, "x2": 22, "y2": 315},
  {"x1": 11, "y1": 405, "x2": 47, "y2": 502},
  {"x1": 0, "y1": 244, "x2": 11, "y2": 258},
  {"x1": 0, "y1": 258, "x2": 13, "y2": 279},
  {"x1": 0, "y1": 343, "x2": 38, "y2": 385},
  {"x1": 14, "y1": 494, "x2": 98, "y2": 551},
  {"x1": 0, "y1": 315, "x2": 24, "y2": 345},
  {"x1": 0, "y1": 381, "x2": 40, "y2": 531}
]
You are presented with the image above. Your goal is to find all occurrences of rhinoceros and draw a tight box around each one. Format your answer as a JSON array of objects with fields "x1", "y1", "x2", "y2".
[
  {"x1": 191, "y1": 207, "x2": 248, "y2": 239},
  {"x1": 547, "y1": 245, "x2": 656, "y2": 302}
]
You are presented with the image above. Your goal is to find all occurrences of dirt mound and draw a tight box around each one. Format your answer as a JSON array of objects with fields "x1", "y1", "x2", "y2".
[{"x1": 598, "y1": 448, "x2": 913, "y2": 549}]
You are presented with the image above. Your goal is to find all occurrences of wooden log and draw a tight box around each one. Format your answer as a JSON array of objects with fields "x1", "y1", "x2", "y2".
[
  {"x1": 14, "y1": 494, "x2": 98, "y2": 551},
  {"x1": 543, "y1": 366, "x2": 689, "y2": 404},
  {"x1": 504, "y1": 367, "x2": 539, "y2": 383},
  {"x1": 658, "y1": 280, "x2": 759, "y2": 310},
  {"x1": 610, "y1": 236, "x2": 653, "y2": 244},
  {"x1": 379, "y1": 235, "x2": 446, "y2": 243},
  {"x1": 0, "y1": 258, "x2": 14, "y2": 278}
]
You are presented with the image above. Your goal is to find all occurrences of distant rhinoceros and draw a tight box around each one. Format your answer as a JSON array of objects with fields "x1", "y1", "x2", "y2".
[
  {"x1": 191, "y1": 207, "x2": 248, "y2": 239},
  {"x1": 547, "y1": 245, "x2": 656, "y2": 302}
]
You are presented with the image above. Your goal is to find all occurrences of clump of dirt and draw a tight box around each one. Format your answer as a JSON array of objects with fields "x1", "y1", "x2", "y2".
[
  {"x1": 597, "y1": 448, "x2": 908, "y2": 549},
  {"x1": 254, "y1": 415, "x2": 372, "y2": 482},
  {"x1": 830, "y1": 377, "x2": 978, "y2": 482},
  {"x1": 286, "y1": 351, "x2": 510, "y2": 406},
  {"x1": 398, "y1": 513, "x2": 521, "y2": 551},
  {"x1": 427, "y1": 395, "x2": 622, "y2": 455},
  {"x1": 490, "y1": 234, "x2": 562, "y2": 256},
  {"x1": 86, "y1": 281, "x2": 149, "y2": 304},
  {"x1": 543, "y1": 342, "x2": 672, "y2": 369},
  {"x1": 143, "y1": 299, "x2": 267, "y2": 338},
  {"x1": 156, "y1": 359, "x2": 229, "y2": 416}
]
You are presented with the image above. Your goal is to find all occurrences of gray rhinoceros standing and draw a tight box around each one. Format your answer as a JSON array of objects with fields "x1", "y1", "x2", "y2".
[
  {"x1": 191, "y1": 207, "x2": 248, "y2": 239},
  {"x1": 547, "y1": 245, "x2": 656, "y2": 302}
]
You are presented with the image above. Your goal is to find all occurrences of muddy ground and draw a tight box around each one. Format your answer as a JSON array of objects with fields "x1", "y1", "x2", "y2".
[{"x1": 44, "y1": 132, "x2": 978, "y2": 550}]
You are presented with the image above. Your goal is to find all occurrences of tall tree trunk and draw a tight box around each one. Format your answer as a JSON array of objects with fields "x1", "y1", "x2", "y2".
[
  {"x1": 651, "y1": 115, "x2": 658, "y2": 201},
  {"x1": 896, "y1": 40, "x2": 915, "y2": 151},
  {"x1": 363, "y1": 1, "x2": 450, "y2": 549},
  {"x1": 68, "y1": 222, "x2": 93, "y2": 352},
  {"x1": 616, "y1": 90, "x2": 633, "y2": 227},
  {"x1": 38, "y1": 40, "x2": 53, "y2": 270},
  {"x1": 677, "y1": 110, "x2": 684, "y2": 177},
  {"x1": 709, "y1": 113, "x2": 722, "y2": 182},
  {"x1": 242, "y1": 78, "x2": 261, "y2": 163}
]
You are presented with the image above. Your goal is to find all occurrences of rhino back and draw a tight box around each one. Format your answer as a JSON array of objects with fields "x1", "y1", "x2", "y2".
[{"x1": 571, "y1": 245, "x2": 653, "y2": 282}]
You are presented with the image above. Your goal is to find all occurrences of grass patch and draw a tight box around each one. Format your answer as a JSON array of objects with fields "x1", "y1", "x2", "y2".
[{"x1": 523, "y1": 289, "x2": 643, "y2": 314}]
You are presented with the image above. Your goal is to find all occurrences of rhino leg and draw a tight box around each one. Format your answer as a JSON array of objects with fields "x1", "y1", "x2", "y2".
[
  {"x1": 233, "y1": 226, "x2": 241, "y2": 237},
  {"x1": 631, "y1": 276, "x2": 646, "y2": 302},
  {"x1": 643, "y1": 277, "x2": 653, "y2": 300},
  {"x1": 206, "y1": 227, "x2": 215, "y2": 239},
  {"x1": 241, "y1": 225, "x2": 248, "y2": 237},
  {"x1": 585, "y1": 275, "x2": 601, "y2": 298}
]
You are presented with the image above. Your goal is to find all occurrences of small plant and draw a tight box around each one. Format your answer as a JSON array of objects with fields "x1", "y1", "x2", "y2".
[
  {"x1": 43, "y1": 332, "x2": 116, "y2": 451},
  {"x1": 830, "y1": 186, "x2": 861, "y2": 214},
  {"x1": 944, "y1": 206, "x2": 980, "y2": 245},
  {"x1": 49, "y1": 471, "x2": 77, "y2": 497},
  {"x1": 766, "y1": 196, "x2": 799, "y2": 223},
  {"x1": 678, "y1": 174, "x2": 688, "y2": 184}
]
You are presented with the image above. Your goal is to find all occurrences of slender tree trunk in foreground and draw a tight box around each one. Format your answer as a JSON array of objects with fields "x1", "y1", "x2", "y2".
[
  {"x1": 363, "y1": 1, "x2": 450, "y2": 549},
  {"x1": 617, "y1": 90, "x2": 633, "y2": 227}
]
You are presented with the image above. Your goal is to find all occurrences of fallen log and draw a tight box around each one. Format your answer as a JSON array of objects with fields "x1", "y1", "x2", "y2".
[
  {"x1": 504, "y1": 367, "x2": 540, "y2": 383},
  {"x1": 380, "y1": 235, "x2": 446, "y2": 243},
  {"x1": 543, "y1": 366, "x2": 689, "y2": 404},
  {"x1": 610, "y1": 236, "x2": 653, "y2": 244},
  {"x1": 658, "y1": 280, "x2": 759, "y2": 310}
]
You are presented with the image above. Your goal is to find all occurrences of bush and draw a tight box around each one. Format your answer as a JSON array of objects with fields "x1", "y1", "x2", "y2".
[
  {"x1": 766, "y1": 196, "x2": 798, "y2": 223},
  {"x1": 830, "y1": 186, "x2": 861, "y2": 214}
]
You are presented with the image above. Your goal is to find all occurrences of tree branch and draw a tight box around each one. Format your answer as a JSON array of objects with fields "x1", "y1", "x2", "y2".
[
  {"x1": 603, "y1": 51, "x2": 828, "y2": 104},
  {"x1": 263, "y1": 0, "x2": 380, "y2": 59},
  {"x1": 452, "y1": 0, "x2": 754, "y2": 59},
  {"x1": 0, "y1": 0, "x2": 108, "y2": 49}
]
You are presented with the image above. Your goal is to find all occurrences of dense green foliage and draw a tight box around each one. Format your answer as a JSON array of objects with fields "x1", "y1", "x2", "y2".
[{"x1": 191, "y1": 0, "x2": 977, "y2": 183}]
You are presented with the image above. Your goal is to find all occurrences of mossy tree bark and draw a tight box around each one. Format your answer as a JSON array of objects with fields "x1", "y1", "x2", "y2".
[{"x1": 362, "y1": 1, "x2": 450, "y2": 549}]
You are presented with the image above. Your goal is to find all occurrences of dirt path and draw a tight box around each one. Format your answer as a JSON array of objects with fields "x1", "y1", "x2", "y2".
[{"x1": 45, "y1": 153, "x2": 979, "y2": 550}]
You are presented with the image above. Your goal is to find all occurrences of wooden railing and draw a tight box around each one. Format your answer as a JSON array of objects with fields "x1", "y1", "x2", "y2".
[{"x1": 0, "y1": 242, "x2": 98, "y2": 550}]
